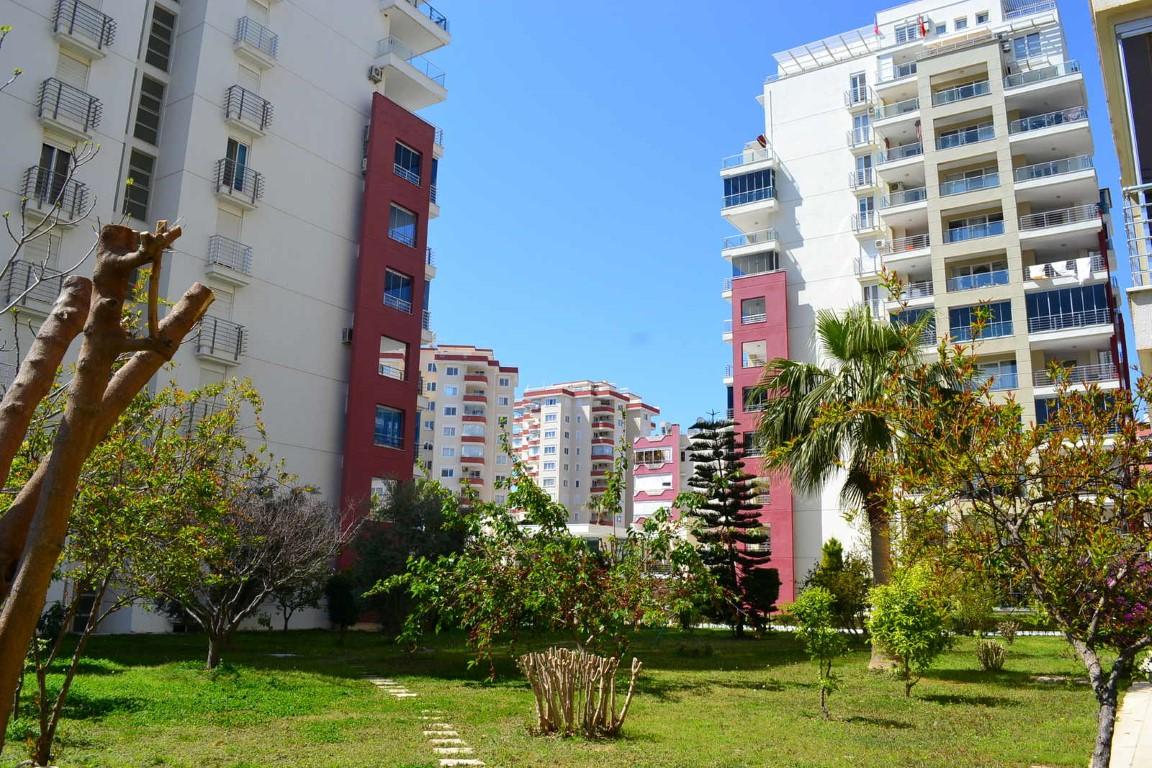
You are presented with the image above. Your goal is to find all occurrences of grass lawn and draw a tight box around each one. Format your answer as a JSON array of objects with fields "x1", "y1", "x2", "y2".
[{"x1": 1, "y1": 629, "x2": 1110, "y2": 768}]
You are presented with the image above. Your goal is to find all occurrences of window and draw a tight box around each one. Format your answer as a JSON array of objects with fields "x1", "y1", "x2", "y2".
[
  {"x1": 1025, "y1": 285, "x2": 1110, "y2": 331},
  {"x1": 544, "y1": 413, "x2": 557, "y2": 423},
  {"x1": 935, "y1": 23, "x2": 946, "y2": 35},
  {"x1": 461, "y1": 445, "x2": 483, "y2": 458},
  {"x1": 949, "y1": 301, "x2": 1013, "y2": 340},
  {"x1": 426, "y1": 381, "x2": 436, "y2": 392},
  {"x1": 743, "y1": 387, "x2": 766, "y2": 412},
  {"x1": 742, "y1": 340, "x2": 767, "y2": 368},
  {"x1": 954, "y1": 17, "x2": 968, "y2": 30},
  {"x1": 370, "y1": 477, "x2": 396, "y2": 506},
  {"x1": 848, "y1": 71, "x2": 867, "y2": 104},
  {"x1": 378, "y1": 335, "x2": 407, "y2": 380},
  {"x1": 444, "y1": 386, "x2": 458, "y2": 396},
  {"x1": 145, "y1": 5, "x2": 177, "y2": 71},
  {"x1": 741, "y1": 297, "x2": 766, "y2": 324},
  {"x1": 424, "y1": 420, "x2": 434, "y2": 430},
  {"x1": 979, "y1": 359, "x2": 1018, "y2": 390},
  {"x1": 851, "y1": 113, "x2": 871, "y2": 145},
  {"x1": 1012, "y1": 32, "x2": 1042, "y2": 60},
  {"x1": 443, "y1": 406, "x2": 457, "y2": 416},
  {"x1": 949, "y1": 260, "x2": 1008, "y2": 291},
  {"x1": 498, "y1": 377, "x2": 510, "y2": 387},
  {"x1": 442, "y1": 426, "x2": 456, "y2": 437},
  {"x1": 732, "y1": 250, "x2": 780, "y2": 277},
  {"x1": 544, "y1": 446, "x2": 557, "y2": 455},
  {"x1": 854, "y1": 154, "x2": 872, "y2": 187},
  {"x1": 374, "y1": 405, "x2": 404, "y2": 448},
  {"x1": 543, "y1": 461, "x2": 556, "y2": 471},
  {"x1": 123, "y1": 150, "x2": 155, "y2": 221},
  {"x1": 442, "y1": 447, "x2": 456, "y2": 457},
  {"x1": 723, "y1": 169, "x2": 775, "y2": 207},
  {"x1": 546, "y1": 398, "x2": 558, "y2": 406},
  {"x1": 496, "y1": 454, "x2": 509, "y2": 465},
  {"x1": 224, "y1": 138, "x2": 250, "y2": 192},
  {"x1": 498, "y1": 396, "x2": 510, "y2": 406},
  {"x1": 742, "y1": 432, "x2": 762, "y2": 457},
  {"x1": 134, "y1": 77, "x2": 165, "y2": 145},
  {"x1": 445, "y1": 366, "x2": 459, "y2": 376},
  {"x1": 894, "y1": 22, "x2": 920, "y2": 44},
  {"x1": 441, "y1": 468, "x2": 455, "y2": 478},
  {"x1": 383, "y1": 269, "x2": 413, "y2": 312},
  {"x1": 544, "y1": 430, "x2": 557, "y2": 439},
  {"x1": 388, "y1": 204, "x2": 417, "y2": 246},
  {"x1": 543, "y1": 478, "x2": 556, "y2": 488},
  {"x1": 394, "y1": 142, "x2": 422, "y2": 186},
  {"x1": 946, "y1": 212, "x2": 1004, "y2": 242},
  {"x1": 976, "y1": 11, "x2": 989, "y2": 24}
]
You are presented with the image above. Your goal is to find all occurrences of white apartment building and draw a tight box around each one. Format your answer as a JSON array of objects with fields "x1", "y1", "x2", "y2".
[
  {"x1": 416, "y1": 345, "x2": 518, "y2": 502},
  {"x1": 1, "y1": 0, "x2": 452, "y2": 631},
  {"x1": 513, "y1": 381, "x2": 658, "y2": 539},
  {"x1": 721, "y1": 0, "x2": 1124, "y2": 600}
]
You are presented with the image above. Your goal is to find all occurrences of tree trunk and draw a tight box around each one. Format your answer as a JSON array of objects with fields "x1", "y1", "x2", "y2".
[
  {"x1": 1091, "y1": 684, "x2": 1119, "y2": 768},
  {"x1": 207, "y1": 634, "x2": 223, "y2": 670},
  {"x1": 864, "y1": 488, "x2": 896, "y2": 670}
]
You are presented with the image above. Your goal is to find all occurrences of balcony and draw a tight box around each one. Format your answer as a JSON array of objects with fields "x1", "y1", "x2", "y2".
[
  {"x1": 946, "y1": 269, "x2": 1009, "y2": 293},
  {"x1": 877, "y1": 60, "x2": 917, "y2": 85},
  {"x1": 880, "y1": 186, "x2": 927, "y2": 209},
  {"x1": 196, "y1": 316, "x2": 247, "y2": 364},
  {"x1": 235, "y1": 17, "x2": 278, "y2": 68},
  {"x1": 1004, "y1": 60, "x2": 1080, "y2": 90},
  {"x1": 1033, "y1": 362, "x2": 1118, "y2": 389},
  {"x1": 723, "y1": 186, "x2": 775, "y2": 210},
  {"x1": 879, "y1": 233, "x2": 931, "y2": 259},
  {"x1": 53, "y1": 0, "x2": 116, "y2": 58},
  {"x1": 1027, "y1": 308, "x2": 1112, "y2": 335},
  {"x1": 37, "y1": 78, "x2": 101, "y2": 139},
  {"x1": 383, "y1": 291, "x2": 412, "y2": 313},
  {"x1": 1026, "y1": 253, "x2": 1107, "y2": 283},
  {"x1": 844, "y1": 85, "x2": 872, "y2": 109},
  {"x1": 1008, "y1": 106, "x2": 1088, "y2": 136},
  {"x1": 935, "y1": 124, "x2": 994, "y2": 151},
  {"x1": 1018, "y1": 204, "x2": 1100, "y2": 244},
  {"x1": 721, "y1": 146, "x2": 775, "y2": 174},
  {"x1": 379, "y1": 0, "x2": 450, "y2": 55},
  {"x1": 1, "y1": 261, "x2": 65, "y2": 314},
  {"x1": 892, "y1": 279, "x2": 934, "y2": 304},
  {"x1": 722, "y1": 228, "x2": 777, "y2": 255},
  {"x1": 847, "y1": 128, "x2": 874, "y2": 150},
  {"x1": 205, "y1": 234, "x2": 253, "y2": 285},
  {"x1": 375, "y1": 36, "x2": 447, "y2": 111},
  {"x1": 931, "y1": 79, "x2": 991, "y2": 107},
  {"x1": 945, "y1": 220, "x2": 1005, "y2": 243},
  {"x1": 21, "y1": 165, "x2": 88, "y2": 221},
  {"x1": 1003, "y1": 0, "x2": 1057, "y2": 19},
  {"x1": 849, "y1": 168, "x2": 875, "y2": 190},
  {"x1": 214, "y1": 158, "x2": 264, "y2": 209},
  {"x1": 951, "y1": 320, "x2": 1014, "y2": 342},
  {"x1": 877, "y1": 141, "x2": 923, "y2": 166},
  {"x1": 874, "y1": 96, "x2": 919, "y2": 122},
  {"x1": 1125, "y1": 185, "x2": 1152, "y2": 290},
  {"x1": 940, "y1": 171, "x2": 999, "y2": 197},
  {"x1": 224, "y1": 85, "x2": 273, "y2": 135}
]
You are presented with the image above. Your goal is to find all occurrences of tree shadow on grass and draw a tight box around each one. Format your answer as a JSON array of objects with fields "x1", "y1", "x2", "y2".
[
  {"x1": 61, "y1": 690, "x2": 143, "y2": 721},
  {"x1": 842, "y1": 715, "x2": 914, "y2": 730},
  {"x1": 926, "y1": 668, "x2": 1087, "y2": 690},
  {"x1": 920, "y1": 693, "x2": 1018, "y2": 708}
]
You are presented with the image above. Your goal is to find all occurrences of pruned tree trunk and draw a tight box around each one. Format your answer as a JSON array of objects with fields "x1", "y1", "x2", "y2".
[
  {"x1": 0, "y1": 222, "x2": 214, "y2": 750},
  {"x1": 1074, "y1": 640, "x2": 1132, "y2": 768},
  {"x1": 207, "y1": 633, "x2": 224, "y2": 671},
  {"x1": 865, "y1": 489, "x2": 897, "y2": 671},
  {"x1": 518, "y1": 647, "x2": 642, "y2": 738}
]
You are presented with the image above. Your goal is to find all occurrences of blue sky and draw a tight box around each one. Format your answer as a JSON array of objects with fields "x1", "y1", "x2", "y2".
[{"x1": 419, "y1": 0, "x2": 1129, "y2": 430}]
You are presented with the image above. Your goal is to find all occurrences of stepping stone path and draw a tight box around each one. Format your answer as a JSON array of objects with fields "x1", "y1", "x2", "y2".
[{"x1": 365, "y1": 678, "x2": 486, "y2": 767}]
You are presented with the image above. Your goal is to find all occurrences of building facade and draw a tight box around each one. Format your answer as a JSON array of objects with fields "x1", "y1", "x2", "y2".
[
  {"x1": 632, "y1": 423, "x2": 694, "y2": 525},
  {"x1": 416, "y1": 345, "x2": 518, "y2": 502},
  {"x1": 1091, "y1": 0, "x2": 1152, "y2": 375},
  {"x1": 513, "y1": 381, "x2": 658, "y2": 539},
  {"x1": 0, "y1": 0, "x2": 451, "y2": 630},
  {"x1": 721, "y1": 0, "x2": 1124, "y2": 602}
]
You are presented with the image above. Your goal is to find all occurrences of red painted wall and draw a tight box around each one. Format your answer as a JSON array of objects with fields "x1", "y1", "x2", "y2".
[
  {"x1": 340, "y1": 93, "x2": 436, "y2": 528},
  {"x1": 730, "y1": 270, "x2": 796, "y2": 603}
]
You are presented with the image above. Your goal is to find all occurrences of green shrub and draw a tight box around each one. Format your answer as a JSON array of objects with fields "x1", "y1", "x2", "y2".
[
  {"x1": 996, "y1": 620, "x2": 1020, "y2": 645},
  {"x1": 976, "y1": 639, "x2": 1007, "y2": 672},
  {"x1": 868, "y1": 569, "x2": 953, "y2": 697},
  {"x1": 790, "y1": 586, "x2": 849, "y2": 718}
]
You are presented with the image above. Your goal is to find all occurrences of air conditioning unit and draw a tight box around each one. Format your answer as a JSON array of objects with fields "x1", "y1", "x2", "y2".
[
  {"x1": 367, "y1": 65, "x2": 385, "y2": 83},
  {"x1": 874, "y1": 239, "x2": 887, "y2": 249},
  {"x1": 360, "y1": 157, "x2": 368, "y2": 175},
  {"x1": 340, "y1": 327, "x2": 353, "y2": 344}
]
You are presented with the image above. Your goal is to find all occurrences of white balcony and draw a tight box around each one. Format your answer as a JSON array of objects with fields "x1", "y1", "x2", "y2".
[
  {"x1": 1032, "y1": 362, "x2": 1120, "y2": 396},
  {"x1": 375, "y1": 36, "x2": 447, "y2": 111},
  {"x1": 872, "y1": 96, "x2": 920, "y2": 144},
  {"x1": 379, "y1": 0, "x2": 450, "y2": 56},
  {"x1": 721, "y1": 187, "x2": 777, "y2": 232},
  {"x1": 196, "y1": 316, "x2": 247, "y2": 365},
  {"x1": 878, "y1": 186, "x2": 928, "y2": 229},
  {"x1": 52, "y1": 0, "x2": 116, "y2": 59},
  {"x1": 1007, "y1": 107, "x2": 1089, "y2": 152},
  {"x1": 205, "y1": 234, "x2": 253, "y2": 286},
  {"x1": 1013, "y1": 155, "x2": 1097, "y2": 207},
  {"x1": 720, "y1": 145, "x2": 776, "y2": 177},
  {"x1": 879, "y1": 233, "x2": 931, "y2": 268},
  {"x1": 1018, "y1": 204, "x2": 1101, "y2": 248},
  {"x1": 721, "y1": 228, "x2": 778, "y2": 260},
  {"x1": 37, "y1": 78, "x2": 102, "y2": 141},
  {"x1": 1027, "y1": 307, "x2": 1114, "y2": 348},
  {"x1": 234, "y1": 17, "x2": 279, "y2": 69},
  {"x1": 1003, "y1": 60, "x2": 1082, "y2": 101},
  {"x1": 1023, "y1": 253, "x2": 1108, "y2": 291}
]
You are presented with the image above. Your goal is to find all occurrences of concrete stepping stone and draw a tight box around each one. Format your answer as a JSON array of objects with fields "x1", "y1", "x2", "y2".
[
  {"x1": 425, "y1": 722, "x2": 455, "y2": 729},
  {"x1": 392, "y1": 692, "x2": 418, "y2": 698},
  {"x1": 438, "y1": 760, "x2": 485, "y2": 767},
  {"x1": 434, "y1": 747, "x2": 475, "y2": 755},
  {"x1": 423, "y1": 730, "x2": 459, "y2": 738},
  {"x1": 429, "y1": 738, "x2": 467, "y2": 746}
]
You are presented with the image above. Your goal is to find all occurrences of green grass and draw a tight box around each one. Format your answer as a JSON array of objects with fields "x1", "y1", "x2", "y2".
[{"x1": 1, "y1": 629, "x2": 1108, "y2": 767}]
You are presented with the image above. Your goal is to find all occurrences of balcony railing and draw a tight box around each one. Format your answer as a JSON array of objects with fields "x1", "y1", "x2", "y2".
[
  {"x1": 880, "y1": 233, "x2": 930, "y2": 255},
  {"x1": 1003, "y1": 0, "x2": 1057, "y2": 19},
  {"x1": 723, "y1": 187, "x2": 775, "y2": 208},
  {"x1": 1013, "y1": 155, "x2": 1093, "y2": 183},
  {"x1": 377, "y1": 36, "x2": 446, "y2": 86},
  {"x1": 931, "y1": 79, "x2": 990, "y2": 106},
  {"x1": 952, "y1": 320, "x2": 1013, "y2": 341},
  {"x1": 426, "y1": 247, "x2": 435, "y2": 265},
  {"x1": 214, "y1": 158, "x2": 264, "y2": 206},
  {"x1": 1008, "y1": 106, "x2": 1088, "y2": 135},
  {"x1": 236, "y1": 17, "x2": 278, "y2": 60},
  {"x1": 394, "y1": 163, "x2": 421, "y2": 186},
  {"x1": 53, "y1": 0, "x2": 116, "y2": 51},
  {"x1": 878, "y1": 61, "x2": 917, "y2": 83},
  {"x1": 940, "y1": 171, "x2": 999, "y2": 196},
  {"x1": 741, "y1": 312, "x2": 767, "y2": 324},
  {"x1": 898, "y1": 279, "x2": 934, "y2": 300},
  {"x1": 422, "y1": 309, "x2": 432, "y2": 330},
  {"x1": 1019, "y1": 204, "x2": 1100, "y2": 232},
  {"x1": 402, "y1": 0, "x2": 449, "y2": 31},
  {"x1": 936, "y1": 124, "x2": 995, "y2": 150},
  {"x1": 38, "y1": 78, "x2": 102, "y2": 133},
  {"x1": 721, "y1": 147, "x2": 773, "y2": 170},
  {"x1": 1124, "y1": 184, "x2": 1152, "y2": 287},
  {"x1": 852, "y1": 212, "x2": 880, "y2": 232},
  {"x1": 1004, "y1": 60, "x2": 1080, "y2": 89},
  {"x1": 878, "y1": 142, "x2": 923, "y2": 163},
  {"x1": 945, "y1": 220, "x2": 1005, "y2": 243},
  {"x1": 207, "y1": 235, "x2": 253, "y2": 275},
  {"x1": 947, "y1": 269, "x2": 1009, "y2": 292},
  {"x1": 383, "y1": 292, "x2": 412, "y2": 313},
  {"x1": 430, "y1": 183, "x2": 438, "y2": 204},
  {"x1": 874, "y1": 96, "x2": 919, "y2": 120},
  {"x1": 1, "y1": 261, "x2": 65, "y2": 309},
  {"x1": 847, "y1": 128, "x2": 874, "y2": 148},
  {"x1": 845, "y1": 85, "x2": 872, "y2": 107},
  {"x1": 1027, "y1": 308, "x2": 1112, "y2": 334},
  {"x1": 850, "y1": 169, "x2": 874, "y2": 189},
  {"x1": 722, "y1": 228, "x2": 777, "y2": 249},
  {"x1": 1033, "y1": 362, "x2": 1118, "y2": 387},
  {"x1": 225, "y1": 85, "x2": 273, "y2": 132},
  {"x1": 433, "y1": 125, "x2": 444, "y2": 146},
  {"x1": 1030, "y1": 253, "x2": 1106, "y2": 279},
  {"x1": 197, "y1": 316, "x2": 247, "y2": 362},
  {"x1": 21, "y1": 165, "x2": 88, "y2": 220},
  {"x1": 881, "y1": 186, "x2": 927, "y2": 208}
]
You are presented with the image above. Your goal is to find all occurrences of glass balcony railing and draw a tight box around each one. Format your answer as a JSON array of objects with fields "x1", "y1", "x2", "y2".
[
  {"x1": 722, "y1": 228, "x2": 777, "y2": 249},
  {"x1": 402, "y1": 0, "x2": 449, "y2": 31},
  {"x1": 1003, "y1": 0, "x2": 1057, "y2": 20},
  {"x1": 945, "y1": 220, "x2": 1005, "y2": 243},
  {"x1": 877, "y1": 61, "x2": 917, "y2": 84},
  {"x1": 723, "y1": 187, "x2": 776, "y2": 208},
  {"x1": 850, "y1": 168, "x2": 874, "y2": 189},
  {"x1": 1032, "y1": 362, "x2": 1118, "y2": 387},
  {"x1": 931, "y1": 80, "x2": 990, "y2": 106},
  {"x1": 847, "y1": 128, "x2": 874, "y2": 148},
  {"x1": 845, "y1": 85, "x2": 872, "y2": 107},
  {"x1": 879, "y1": 232, "x2": 930, "y2": 255},
  {"x1": 951, "y1": 320, "x2": 1013, "y2": 341},
  {"x1": 874, "y1": 96, "x2": 920, "y2": 120},
  {"x1": 852, "y1": 212, "x2": 880, "y2": 232},
  {"x1": 878, "y1": 142, "x2": 923, "y2": 163},
  {"x1": 936, "y1": 124, "x2": 995, "y2": 150},
  {"x1": 946, "y1": 269, "x2": 1009, "y2": 292},
  {"x1": 1027, "y1": 308, "x2": 1111, "y2": 334},
  {"x1": 1008, "y1": 106, "x2": 1088, "y2": 135},
  {"x1": 1004, "y1": 60, "x2": 1080, "y2": 89},
  {"x1": 1013, "y1": 155, "x2": 1093, "y2": 183},
  {"x1": 1124, "y1": 184, "x2": 1152, "y2": 288},
  {"x1": 881, "y1": 187, "x2": 927, "y2": 208},
  {"x1": 721, "y1": 147, "x2": 774, "y2": 170},
  {"x1": 1029, "y1": 253, "x2": 1106, "y2": 279},
  {"x1": 898, "y1": 279, "x2": 934, "y2": 300},
  {"x1": 940, "y1": 172, "x2": 1000, "y2": 196},
  {"x1": 1019, "y1": 204, "x2": 1100, "y2": 232},
  {"x1": 377, "y1": 36, "x2": 446, "y2": 86}
]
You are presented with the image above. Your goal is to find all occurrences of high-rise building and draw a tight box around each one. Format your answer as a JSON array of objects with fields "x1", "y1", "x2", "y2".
[
  {"x1": 1, "y1": 0, "x2": 450, "y2": 630},
  {"x1": 631, "y1": 423, "x2": 695, "y2": 525},
  {"x1": 416, "y1": 345, "x2": 518, "y2": 502},
  {"x1": 721, "y1": 0, "x2": 1125, "y2": 602},
  {"x1": 513, "y1": 381, "x2": 658, "y2": 538},
  {"x1": 1090, "y1": 0, "x2": 1152, "y2": 374}
]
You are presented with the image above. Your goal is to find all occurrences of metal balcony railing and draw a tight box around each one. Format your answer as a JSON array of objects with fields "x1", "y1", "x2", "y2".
[
  {"x1": 723, "y1": 319, "x2": 733, "y2": 334},
  {"x1": 895, "y1": 280, "x2": 934, "y2": 300},
  {"x1": 1033, "y1": 362, "x2": 1118, "y2": 387},
  {"x1": 1008, "y1": 106, "x2": 1088, "y2": 135},
  {"x1": 422, "y1": 309, "x2": 432, "y2": 330},
  {"x1": 723, "y1": 364, "x2": 733, "y2": 378},
  {"x1": 225, "y1": 85, "x2": 273, "y2": 132},
  {"x1": 430, "y1": 183, "x2": 438, "y2": 204},
  {"x1": 214, "y1": 158, "x2": 264, "y2": 205},
  {"x1": 881, "y1": 186, "x2": 927, "y2": 208},
  {"x1": 878, "y1": 141, "x2": 923, "y2": 163},
  {"x1": 722, "y1": 277, "x2": 733, "y2": 292},
  {"x1": 880, "y1": 232, "x2": 930, "y2": 255},
  {"x1": 388, "y1": 226, "x2": 415, "y2": 247},
  {"x1": 874, "y1": 96, "x2": 919, "y2": 120},
  {"x1": 917, "y1": 320, "x2": 937, "y2": 347},
  {"x1": 376, "y1": 36, "x2": 446, "y2": 86},
  {"x1": 236, "y1": 17, "x2": 279, "y2": 60},
  {"x1": 1030, "y1": 253, "x2": 1106, "y2": 279},
  {"x1": 1, "y1": 261, "x2": 65, "y2": 309},
  {"x1": 207, "y1": 234, "x2": 253, "y2": 275},
  {"x1": 1004, "y1": 60, "x2": 1080, "y2": 89},
  {"x1": 936, "y1": 124, "x2": 995, "y2": 150},
  {"x1": 947, "y1": 269, "x2": 1009, "y2": 292},
  {"x1": 723, "y1": 187, "x2": 775, "y2": 208},
  {"x1": 53, "y1": 0, "x2": 116, "y2": 51},
  {"x1": 1003, "y1": 0, "x2": 1057, "y2": 19},
  {"x1": 1013, "y1": 155, "x2": 1093, "y2": 183},
  {"x1": 850, "y1": 168, "x2": 874, "y2": 189},
  {"x1": 433, "y1": 126, "x2": 444, "y2": 146},
  {"x1": 855, "y1": 255, "x2": 881, "y2": 277},
  {"x1": 38, "y1": 78, "x2": 102, "y2": 133},
  {"x1": 946, "y1": 220, "x2": 1005, "y2": 243},
  {"x1": 722, "y1": 228, "x2": 777, "y2": 249},
  {"x1": 1019, "y1": 204, "x2": 1100, "y2": 232},
  {"x1": 940, "y1": 171, "x2": 1000, "y2": 196},
  {"x1": 384, "y1": 292, "x2": 412, "y2": 313},
  {"x1": 1027, "y1": 308, "x2": 1111, "y2": 334},
  {"x1": 1124, "y1": 184, "x2": 1152, "y2": 288},
  {"x1": 741, "y1": 312, "x2": 767, "y2": 324},
  {"x1": 852, "y1": 212, "x2": 880, "y2": 231},
  {"x1": 21, "y1": 165, "x2": 88, "y2": 220},
  {"x1": 721, "y1": 146, "x2": 773, "y2": 170},
  {"x1": 197, "y1": 316, "x2": 247, "y2": 362},
  {"x1": 865, "y1": 298, "x2": 886, "y2": 319},
  {"x1": 847, "y1": 128, "x2": 874, "y2": 148},
  {"x1": 845, "y1": 85, "x2": 872, "y2": 107},
  {"x1": 952, "y1": 320, "x2": 1014, "y2": 341},
  {"x1": 931, "y1": 79, "x2": 990, "y2": 106},
  {"x1": 877, "y1": 61, "x2": 917, "y2": 83},
  {"x1": 403, "y1": 0, "x2": 449, "y2": 31},
  {"x1": 426, "y1": 247, "x2": 435, "y2": 266},
  {"x1": 393, "y1": 163, "x2": 421, "y2": 186}
]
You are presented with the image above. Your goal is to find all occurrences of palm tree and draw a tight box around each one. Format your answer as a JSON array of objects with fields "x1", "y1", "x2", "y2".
[{"x1": 755, "y1": 304, "x2": 952, "y2": 588}]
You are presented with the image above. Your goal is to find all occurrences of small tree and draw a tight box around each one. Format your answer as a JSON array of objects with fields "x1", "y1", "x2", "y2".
[
  {"x1": 803, "y1": 538, "x2": 872, "y2": 634},
  {"x1": 790, "y1": 586, "x2": 848, "y2": 718},
  {"x1": 868, "y1": 569, "x2": 952, "y2": 697},
  {"x1": 683, "y1": 415, "x2": 772, "y2": 636},
  {"x1": 324, "y1": 573, "x2": 360, "y2": 637}
]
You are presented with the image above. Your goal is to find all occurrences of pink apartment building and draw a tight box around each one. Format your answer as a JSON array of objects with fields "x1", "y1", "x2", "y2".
[{"x1": 631, "y1": 424, "x2": 694, "y2": 526}]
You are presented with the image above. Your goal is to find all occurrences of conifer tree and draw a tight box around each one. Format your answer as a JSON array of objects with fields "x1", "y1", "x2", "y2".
[{"x1": 684, "y1": 415, "x2": 774, "y2": 636}]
